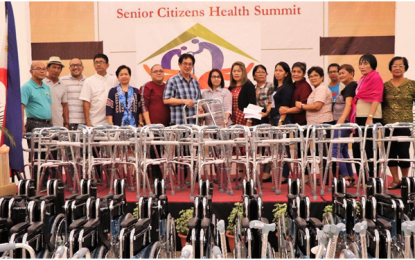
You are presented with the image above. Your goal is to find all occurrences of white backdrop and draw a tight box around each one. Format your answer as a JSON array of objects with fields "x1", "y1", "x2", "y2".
[{"x1": 98, "y1": 1, "x2": 324, "y2": 87}]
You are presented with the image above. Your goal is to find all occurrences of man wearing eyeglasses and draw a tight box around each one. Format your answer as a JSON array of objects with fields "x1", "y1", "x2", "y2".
[
  {"x1": 42, "y1": 56, "x2": 68, "y2": 129},
  {"x1": 163, "y1": 53, "x2": 201, "y2": 125},
  {"x1": 140, "y1": 64, "x2": 170, "y2": 127},
  {"x1": 79, "y1": 53, "x2": 118, "y2": 127},
  {"x1": 61, "y1": 58, "x2": 86, "y2": 130},
  {"x1": 21, "y1": 61, "x2": 53, "y2": 190},
  {"x1": 327, "y1": 63, "x2": 345, "y2": 108}
]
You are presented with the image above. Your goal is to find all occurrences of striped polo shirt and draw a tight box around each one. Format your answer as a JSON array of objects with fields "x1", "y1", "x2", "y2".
[{"x1": 60, "y1": 74, "x2": 86, "y2": 124}]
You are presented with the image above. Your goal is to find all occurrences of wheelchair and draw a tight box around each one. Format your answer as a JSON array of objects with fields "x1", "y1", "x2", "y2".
[
  {"x1": 118, "y1": 178, "x2": 176, "y2": 258},
  {"x1": 185, "y1": 179, "x2": 226, "y2": 258},
  {"x1": 233, "y1": 179, "x2": 275, "y2": 259}
]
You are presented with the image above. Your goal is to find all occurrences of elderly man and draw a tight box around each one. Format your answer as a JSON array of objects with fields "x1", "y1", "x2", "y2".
[
  {"x1": 163, "y1": 53, "x2": 201, "y2": 125},
  {"x1": 43, "y1": 56, "x2": 68, "y2": 128},
  {"x1": 141, "y1": 64, "x2": 170, "y2": 126},
  {"x1": 21, "y1": 61, "x2": 52, "y2": 190},
  {"x1": 61, "y1": 58, "x2": 86, "y2": 130},
  {"x1": 140, "y1": 64, "x2": 170, "y2": 180},
  {"x1": 80, "y1": 53, "x2": 118, "y2": 127}
]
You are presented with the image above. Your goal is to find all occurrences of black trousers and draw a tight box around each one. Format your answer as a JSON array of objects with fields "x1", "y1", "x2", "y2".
[
  {"x1": 385, "y1": 127, "x2": 411, "y2": 168},
  {"x1": 352, "y1": 117, "x2": 382, "y2": 180}
]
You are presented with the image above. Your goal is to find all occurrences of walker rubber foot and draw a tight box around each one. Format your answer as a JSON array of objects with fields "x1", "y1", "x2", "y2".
[
  {"x1": 181, "y1": 187, "x2": 186, "y2": 191},
  {"x1": 175, "y1": 187, "x2": 180, "y2": 191},
  {"x1": 259, "y1": 192, "x2": 263, "y2": 196},
  {"x1": 276, "y1": 190, "x2": 281, "y2": 195},
  {"x1": 228, "y1": 190, "x2": 234, "y2": 195},
  {"x1": 320, "y1": 191, "x2": 325, "y2": 196},
  {"x1": 313, "y1": 195, "x2": 317, "y2": 201},
  {"x1": 128, "y1": 187, "x2": 135, "y2": 191},
  {"x1": 190, "y1": 196, "x2": 194, "y2": 201},
  {"x1": 271, "y1": 187, "x2": 276, "y2": 191},
  {"x1": 235, "y1": 186, "x2": 239, "y2": 190},
  {"x1": 220, "y1": 189, "x2": 224, "y2": 193},
  {"x1": 171, "y1": 191, "x2": 175, "y2": 195}
]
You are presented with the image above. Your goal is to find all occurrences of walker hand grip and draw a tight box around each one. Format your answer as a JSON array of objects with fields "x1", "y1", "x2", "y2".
[
  {"x1": 56, "y1": 141, "x2": 81, "y2": 147},
  {"x1": 0, "y1": 243, "x2": 16, "y2": 252},
  {"x1": 217, "y1": 220, "x2": 225, "y2": 234},
  {"x1": 73, "y1": 248, "x2": 91, "y2": 259},
  {"x1": 99, "y1": 141, "x2": 130, "y2": 146},
  {"x1": 249, "y1": 220, "x2": 275, "y2": 234}
]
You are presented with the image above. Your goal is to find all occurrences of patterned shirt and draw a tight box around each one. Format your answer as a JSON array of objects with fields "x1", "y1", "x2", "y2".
[
  {"x1": 163, "y1": 72, "x2": 201, "y2": 125},
  {"x1": 383, "y1": 79, "x2": 415, "y2": 124},
  {"x1": 60, "y1": 74, "x2": 86, "y2": 124},
  {"x1": 231, "y1": 86, "x2": 247, "y2": 125},
  {"x1": 306, "y1": 83, "x2": 333, "y2": 125},
  {"x1": 256, "y1": 82, "x2": 274, "y2": 110},
  {"x1": 201, "y1": 87, "x2": 232, "y2": 126}
]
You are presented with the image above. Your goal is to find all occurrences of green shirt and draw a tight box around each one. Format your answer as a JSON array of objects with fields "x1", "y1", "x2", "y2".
[
  {"x1": 382, "y1": 79, "x2": 415, "y2": 124},
  {"x1": 21, "y1": 78, "x2": 52, "y2": 120}
]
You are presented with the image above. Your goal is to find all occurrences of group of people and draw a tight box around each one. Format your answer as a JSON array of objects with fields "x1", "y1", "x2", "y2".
[{"x1": 21, "y1": 52, "x2": 415, "y2": 190}]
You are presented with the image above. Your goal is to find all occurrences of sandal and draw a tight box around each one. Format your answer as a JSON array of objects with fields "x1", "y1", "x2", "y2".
[
  {"x1": 388, "y1": 181, "x2": 401, "y2": 190},
  {"x1": 346, "y1": 178, "x2": 356, "y2": 188}
]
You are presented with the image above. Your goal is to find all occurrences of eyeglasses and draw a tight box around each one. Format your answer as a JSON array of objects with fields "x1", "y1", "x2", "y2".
[
  {"x1": 392, "y1": 65, "x2": 405, "y2": 69},
  {"x1": 328, "y1": 71, "x2": 338, "y2": 74},
  {"x1": 70, "y1": 64, "x2": 83, "y2": 68},
  {"x1": 94, "y1": 61, "x2": 107, "y2": 65},
  {"x1": 211, "y1": 76, "x2": 221, "y2": 79},
  {"x1": 32, "y1": 68, "x2": 47, "y2": 71},
  {"x1": 152, "y1": 70, "x2": 164, "y2": 74}
]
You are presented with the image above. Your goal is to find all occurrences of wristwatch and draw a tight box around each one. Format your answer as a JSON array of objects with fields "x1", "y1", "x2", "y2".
[{"x1": 368, "y1": 114, "x2": 373, "y2": 118}]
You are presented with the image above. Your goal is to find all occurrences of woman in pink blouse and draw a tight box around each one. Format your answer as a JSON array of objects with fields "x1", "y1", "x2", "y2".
[{"x1": 201, "y1": 69, "x2": 232, "y2": 126}]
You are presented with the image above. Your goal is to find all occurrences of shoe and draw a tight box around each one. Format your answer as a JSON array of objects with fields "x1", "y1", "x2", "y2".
[
  {"x1": 213, "y1": 179, "x2": 219, "y2": 185},
  {"x1": 232, "y1": 177, "x2": 243, "y2": 182},
  {"x1": 304, "y1": 175, "x2": 310, "y2": 184},
  {"x1": 262, "y1": 177, "x2": 272, "y2": 183},
  {"x1": 388, "y1": 181, "x2": 401, "y2": 190}
]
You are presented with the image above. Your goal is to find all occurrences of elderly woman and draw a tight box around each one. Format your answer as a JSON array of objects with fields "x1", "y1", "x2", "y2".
[
  {"x1": 252, "y1": 64, "x2": 273, "y2": 124},
  {"x1": 332, "y1": 64, "x2": 358, "y2": 187},
  {"x1": 295, "y1": 66, "x2": 333, "y2": 125},
  {"x1": 201, "y1": 69, "x2": 232, "y2": 126},
  {"x1": 383, "y1": 57, "x2": 415, "y2": 189},
  {"x1": 106, "y1": 65, "x2": 141, "y2": 126},
  {"x1": 351, "y1": 54, "x2": 384, "y2": 181}
]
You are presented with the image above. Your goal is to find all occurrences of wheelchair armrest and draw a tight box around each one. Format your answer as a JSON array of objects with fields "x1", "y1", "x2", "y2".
[
  {"x1": 376, "y1": 218, "x2": 392, "y2": 231},
  {"x1": 345, "y1": 193, "x2": 358, "y2": 199},
  {"x1": 10, "y1": 222, "x2": 30, "y2": 234},
  {"x1": 75, "y1": 194, "x2": 90, "y2": 202},
  {"x1": 158, "y1": 195, "x2": 167, "y2": 201},
  {"x1": 294, "y1": 217, "x2": 307, "y2": 229},
  {"x1": 101, "y1": 194, "x2": 113, "y2": 201},
  {"x1": 0, "y1": 218, "x2": 8, "y2": 227},
  {"x1": 388, "y1": 193, "x2": 402, "y2": 200},
  {"x1": 260, "y1": 217, "x2": 269, "y2": 224},
  {"x1": 28, "y1": 195, "x2": 43, "y2": 201},
  {"x1": 309, "y1": 217, "x2": 323, "y2": 229},
  {"x1": 121, "y1": 218, "x2": 138, "y2": 228},
  {"x1": 241, "y1": 217, "x2": 250, "y2": 229},
  {"x1": 373, "y1": 193, "x2": 392, "y2": 203},
  {"x1": 201, "y1": 217, "x2": 211, "y2": 229},
  {"x1": 188, "y1": 218, "x2": 199, "y2": 229},
  {"x1": 362, "y1": 218, "x2": 376, "y2": 230},
  {"x1": 69, "y1": 218, "x2": 87, "y2": 231},
  {"x1": 83, "y1": 219, "x2": 100, "y2": 233},
  {"x1": 40, "y1": 195, "x2": 56, "y2": 203},
  {"x1": 135, "y1": 218, "x2": 151, "y2": 233},
  {"x1": 65, "y1": 194, "x2": 78, "y2": 201},
  {"x1": 27, "y1": 221, "x2": 44, "y2": 234}
]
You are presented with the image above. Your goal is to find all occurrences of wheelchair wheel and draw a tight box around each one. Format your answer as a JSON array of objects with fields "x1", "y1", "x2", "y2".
[
  {"x1": 50, "y1": 213, "x2": 66, "y2": 250},
  {"x1": 92, "y1": 245, "x2": 107, "y2": 258},
  {"x1": 150, "y1": 241, "x2": 167, "y2": 258},
  {"x1": 167, "y1": 214, "x2": 176, "y2": 259}
]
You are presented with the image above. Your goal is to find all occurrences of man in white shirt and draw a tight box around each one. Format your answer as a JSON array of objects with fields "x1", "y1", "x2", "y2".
[
  {"x1": 43, "y1": 56, "x2": 68, "y2": 128},
  {"x1": 79, "y1": 53, "x2": 118, "y2": 126},
  {"x1": 61, "y1": 58, "x2": 86, "y2": 130}
]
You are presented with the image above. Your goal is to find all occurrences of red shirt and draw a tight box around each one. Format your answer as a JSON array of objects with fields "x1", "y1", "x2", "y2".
[
  {"x1": 291, "y1": 78, "x2": 312, "y2": 125},
  {"x1": 140, "y1": 81, "x2": 170, "y2": 126}
]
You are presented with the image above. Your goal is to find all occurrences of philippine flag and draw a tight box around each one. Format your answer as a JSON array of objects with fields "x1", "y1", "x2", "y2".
[{"x1": 0, "y1": 2, "x2": 24, "y2": 172}]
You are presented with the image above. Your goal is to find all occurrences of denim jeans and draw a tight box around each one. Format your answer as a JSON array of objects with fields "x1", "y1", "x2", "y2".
[{"x1": 332, "y1": 123, "x2": 354, "y2": 177}]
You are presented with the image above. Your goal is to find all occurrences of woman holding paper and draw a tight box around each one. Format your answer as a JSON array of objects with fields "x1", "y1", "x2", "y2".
[
  {"x1": 229, "y1": 61, "x2": 256, "y2": 127},
  {"x1": 252, "y1": 64, "x2": 274, "y2": 124}
]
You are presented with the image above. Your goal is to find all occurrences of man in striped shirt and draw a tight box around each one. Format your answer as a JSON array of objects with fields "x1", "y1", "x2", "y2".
[{"x1": 60, "y1": 58, "x2": 86, "y2": 130}]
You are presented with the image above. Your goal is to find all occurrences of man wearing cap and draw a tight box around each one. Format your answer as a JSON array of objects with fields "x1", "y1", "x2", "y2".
[
  {"x1": 21, "y1": 61, "x2": 52, "y2": 190},
  {"x1": 61, "y1": 58, "x2": 86, "y2": 130},
  {"x1": 43, "y1": 56, "x2": 69, "y2": 128}
]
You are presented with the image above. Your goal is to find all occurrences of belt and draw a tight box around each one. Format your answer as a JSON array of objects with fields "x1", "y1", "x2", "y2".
[{"x1": 27, "y1": 117, "x2": 52, "y2": 124}]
